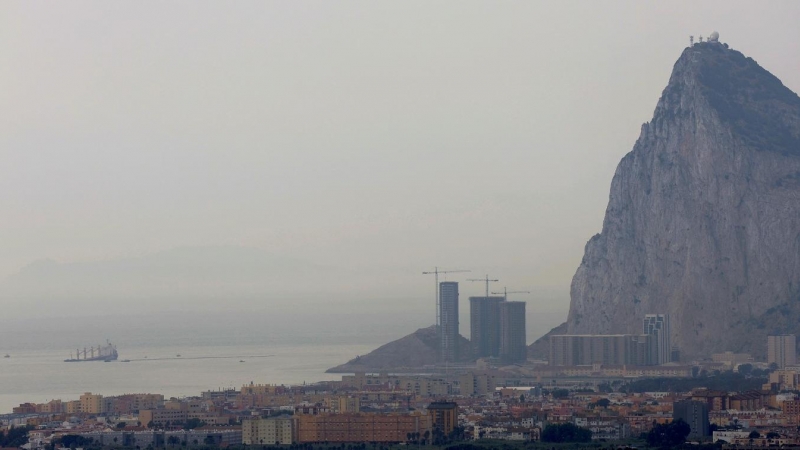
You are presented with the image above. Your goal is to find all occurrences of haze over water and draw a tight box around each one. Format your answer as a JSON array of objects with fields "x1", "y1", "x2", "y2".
[
  {"x1": 0, "y1": 309, "x2": 564, "y2": 414},
  {"x1": 2, "y1": 1, "x2": 800, "y2": 417}
]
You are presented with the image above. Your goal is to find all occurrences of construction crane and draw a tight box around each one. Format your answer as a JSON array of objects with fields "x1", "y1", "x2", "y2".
[
  {"x1": 468, "y1": 274, "x2": 499, "y2": 300},
  {"x1": 492, "y1": 288, "x2": 531, "y2": 301},
  {"x1": 422, "y1": 267, "x2": 470, "y2": 327}
]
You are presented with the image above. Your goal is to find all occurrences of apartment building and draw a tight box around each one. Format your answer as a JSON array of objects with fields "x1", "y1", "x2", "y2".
[
  {"x1": 296, "y1": 412, "x2": 431, "y2": 443},
  {"x1": 242, "y1": 416, "x2": 296, "y2": 445}
]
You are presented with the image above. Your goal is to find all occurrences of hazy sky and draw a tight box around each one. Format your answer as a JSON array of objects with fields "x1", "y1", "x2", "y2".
[{"x1": 2, "y1": 2, "x2": 800, "y2": 324}]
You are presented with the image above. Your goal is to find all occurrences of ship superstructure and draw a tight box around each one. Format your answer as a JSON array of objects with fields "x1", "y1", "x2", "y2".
[{"x1": 65, "y1": 341, "x2": 118, "y2": 362}]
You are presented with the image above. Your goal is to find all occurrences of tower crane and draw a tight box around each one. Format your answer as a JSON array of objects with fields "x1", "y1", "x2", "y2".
[
  {"x1": 492, "y1": 288, "x2": 531, "y2": 301},
  {"x1": 468, "y1": 274, "x2": 499, "y2": 300},
  {"x1": 422, "y1": 267, "x2": 470, "y2": 327}
]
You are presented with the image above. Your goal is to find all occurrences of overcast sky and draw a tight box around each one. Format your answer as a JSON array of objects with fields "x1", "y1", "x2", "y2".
[{"x1": 1, "y1": 2, "x2": 799, "y2": 325}]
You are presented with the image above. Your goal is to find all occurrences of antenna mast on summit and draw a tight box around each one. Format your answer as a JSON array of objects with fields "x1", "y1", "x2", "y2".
[{"x1": 689, "y1": 35, "x2": 694, "y2": 46}]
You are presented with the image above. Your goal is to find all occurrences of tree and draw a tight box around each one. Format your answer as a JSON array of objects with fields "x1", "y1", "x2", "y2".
[
  {"x1": 541, "y1": 423, "x2": 592, "y2": 443},
  {"x1": 551, "y1": 388, "x2": 570, "y2": 399},
  {"x1": 116, "y1": 422, "x2": 127, "y2": 429},
  {"x1": 0, "y1": 426, "x2": 33, "y2": 448},
  {"x1": 749, "y1": 430, "x2": 761, "y2": 439},
  {"x1": 766, "y1": 431, "x2": 780, "y2": 439},
  {"x1": 58, "y1": 435, "x2": 94, "y2": 449},
  {"x1": 646, "y1": 420, "x2": 691, "y2": 447},
  {"x1": 184, "y1": 418, "x2": 206, "y2": 430},
  {"x1": 738, "y1": 363, "x2": 753, "y2": 375},
  {"x1": 596, "y1": 398, "x2": 611, "y2": 409},
  {"x1": 168, "y1": 436, "x2": 181, "y2": 447}
]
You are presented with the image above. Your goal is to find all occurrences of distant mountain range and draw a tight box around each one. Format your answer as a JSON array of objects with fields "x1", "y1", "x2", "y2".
[{"x1": 0, "y1": 245, "x2": 346, "y2": 315}]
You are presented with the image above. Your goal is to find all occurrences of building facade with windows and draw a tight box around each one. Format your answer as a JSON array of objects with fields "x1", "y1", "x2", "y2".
[
  {"x1": 470, "y1": 296, "x2": 504, "y2": 358},
  {"x1": 499, "y1": 301, "x2": 526, "y2": 363},
  {"x1": 439, "y1": 282, "x2": 460, "y2": 363},
  {"x1": 643, "y1": 314, "x2": 671, "y2": 365},
  {"x1": 768, "y1": 334, "x2": 797, "y2": 369}
]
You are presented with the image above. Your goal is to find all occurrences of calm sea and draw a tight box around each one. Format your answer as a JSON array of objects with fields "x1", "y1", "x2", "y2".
[
  {"x1": 0, "y1": 309, "x2": 564, "y2": 414},
  {"x1": 0, "y1": 311, "x2": 406, "y2": 414}
]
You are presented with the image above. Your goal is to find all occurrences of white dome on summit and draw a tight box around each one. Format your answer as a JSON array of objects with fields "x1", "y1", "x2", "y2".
[{"x1": 709, "y1": 31, "x2": 720, "y2": 42}]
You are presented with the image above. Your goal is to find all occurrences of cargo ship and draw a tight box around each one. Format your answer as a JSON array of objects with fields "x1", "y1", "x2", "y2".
[{"x1": 65, "y1": 341, "x2": 118, "y2": 362}]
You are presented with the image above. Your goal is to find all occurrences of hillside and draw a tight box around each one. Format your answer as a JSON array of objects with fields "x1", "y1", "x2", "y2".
[{"x1": 326, "y1": 325, "x2": 472, "y2": 373}]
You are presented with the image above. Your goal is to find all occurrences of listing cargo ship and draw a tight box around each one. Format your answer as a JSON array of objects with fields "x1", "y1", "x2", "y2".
[{"x1": 65, "y1": 341, "x2": 118, "y2": 362}]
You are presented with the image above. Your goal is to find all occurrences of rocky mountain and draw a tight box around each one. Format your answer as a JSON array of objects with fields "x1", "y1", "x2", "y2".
[
  {"x1": 326, "y1": 325, "x2": 472, "y2": 373},
  {"x1": 565, "y1": 40, "x2": 800, "y2": 359}
]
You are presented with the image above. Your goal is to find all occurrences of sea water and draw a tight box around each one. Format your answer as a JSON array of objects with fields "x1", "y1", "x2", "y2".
[
  {"x1": 0, "y1": 311, "x2": 408, "y2": 414},
  {"x1": 0, "y1": 308, "x2": 565, "y2": 414}
]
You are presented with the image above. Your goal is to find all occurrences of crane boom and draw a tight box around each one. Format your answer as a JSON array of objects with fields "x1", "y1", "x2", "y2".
[
  {"x1": 492, "y1": 287, "x2": 531, "y2": 301},
  {"x1": 422, "y1": 267, "x2": 470, "y2": 327},
  {"x1": 467, "y1": 274, "x2": 499, "y2": 300}
]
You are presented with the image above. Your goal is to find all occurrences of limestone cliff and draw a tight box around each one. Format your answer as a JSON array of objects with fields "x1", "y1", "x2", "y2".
[
  {"x1": 326, "y1": 325, "x2": 472, "y2": 373},
  {"x1": 567, "y1": 41, "x2": 800, "y2": 359}
]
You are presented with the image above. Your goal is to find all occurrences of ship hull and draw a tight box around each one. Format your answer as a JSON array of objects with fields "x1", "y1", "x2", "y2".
[{"x1": 64, "y1": 355, "x2": 117, "y2": 362}]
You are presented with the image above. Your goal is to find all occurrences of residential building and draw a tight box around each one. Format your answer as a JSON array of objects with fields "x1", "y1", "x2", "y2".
[
  {"x1": 499, "y1": 301, "x2": 526, "y2": 364},
  {"x1": 459, "y1": 372, "x2": 496, "y2": 396},
  {"x1": 80, "y1": 392, "x2": 104, "y2": 415},
  {"x1": 439, "y1": 282, "x2": 460, "y2": 363},
  {"x1": 643, "y1": 314, "x2": 671, "y2": 364},
  {"x1": 549, "y1": 334, "x2": 654, "y2": 366},
  {"x1": 242, "y1": 417, "x2": 296, "y2": 445},
  {"x1": 337, "y1": 396, "x2": 360, "y2": 413},
  {"x1": 295, "y1": 412, "x2": 431, "y2": 443},
  {"x1": 770, "y1": 368, "x2": 800, "y2": 391},
  {"x1": 427, "y1": 402, "x2": 458, "y2": 435},
  {"x1": 768, "y1": 335, "x2": 797, "y2": 369},
  {"x1": 711, "y1": 352, "x2": 753, "y2": 371},
  {"x1": 470, "y1": 296, "x2": 504, "y2": 358},
  {"x1": 673, "y1": 400, "x2": 709, "y2": 440},
  {"x1": 139, "y1": 409, "x2": 188, "y2": 427}
]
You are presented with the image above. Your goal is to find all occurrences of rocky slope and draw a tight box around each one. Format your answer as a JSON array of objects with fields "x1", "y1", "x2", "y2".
[
  {"x1": 326, "y1": 325, "x2": 472, "y2": 373},
  {"x1": 565, "y1": 41, "x2": 800, "y2": 359}
]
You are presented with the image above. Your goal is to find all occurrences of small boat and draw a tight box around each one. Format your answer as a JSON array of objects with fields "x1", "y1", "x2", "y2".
[
  {"x1": 3, "y1": 354, "x2": 9, "y2": 358},
  {"x1": 239, "y1": 360, "x2": 245, "y2": 363},
  {"x1": 176, "y1": 354, "x2": 181, "y2": 357},
  {"x1": 121, "y1": 359, "x2": 131, "y2": 363}
]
